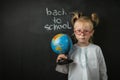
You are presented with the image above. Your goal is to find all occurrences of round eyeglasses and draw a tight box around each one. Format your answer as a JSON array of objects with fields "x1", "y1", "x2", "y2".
[{"x1": 74, "y1": 29, "x2": 93, "y2": 35}]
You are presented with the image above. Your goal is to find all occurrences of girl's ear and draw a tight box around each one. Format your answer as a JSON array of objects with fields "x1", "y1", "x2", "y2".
[
  {"x1": 91, "y1": 30, "x2": 94, "y2": 36},
  {"x1": 89, "y1": 30, "x2": 94, "y2": 43}
]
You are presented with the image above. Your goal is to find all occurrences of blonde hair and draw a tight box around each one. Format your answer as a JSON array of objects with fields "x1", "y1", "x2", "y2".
[
  {"x1": 71, "y1": 12, "x2": 99, "y2": 43},
  {"x1": 71, "y1": 12, "x2": 99, "y2": 28}
]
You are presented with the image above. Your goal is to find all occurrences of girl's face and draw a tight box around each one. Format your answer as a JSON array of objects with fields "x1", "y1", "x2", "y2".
[{"x1": 74, "y1": 21, "x2": 94, "y2": 45}]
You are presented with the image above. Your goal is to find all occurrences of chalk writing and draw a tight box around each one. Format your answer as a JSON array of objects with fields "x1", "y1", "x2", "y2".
[
  {"x1": 43, "y1": 8, "x2": 72, "y2": 31},
  {"x1": 46, "y1": 8, "x2": 67, "y2": 16}
]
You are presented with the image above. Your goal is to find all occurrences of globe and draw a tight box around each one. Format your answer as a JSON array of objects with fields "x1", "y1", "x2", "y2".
[{"x1": 51, "y1": 33, "x2": 73, "y2": 54}]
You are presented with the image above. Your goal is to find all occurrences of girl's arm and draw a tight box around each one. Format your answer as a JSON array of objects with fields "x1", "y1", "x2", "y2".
[{"x1": 98, "y1": 47, "x2": 108, "y2": 80}]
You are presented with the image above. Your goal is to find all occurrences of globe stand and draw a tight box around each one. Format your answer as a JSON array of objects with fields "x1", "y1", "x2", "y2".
[
  {"x1": 57, "y1": 56, "x2": 73, "y2": 65},
  {"x1": 57, "y1": 53, "x2": 73, "y2": 65}
]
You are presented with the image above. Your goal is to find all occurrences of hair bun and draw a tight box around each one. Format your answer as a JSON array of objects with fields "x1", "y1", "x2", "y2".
[
  {"x1": 71, "y1": 12, "x2": 82, "y2": 26},
  {"x1": 91, "y1": 13, "x2": 99, "y2": 27}
]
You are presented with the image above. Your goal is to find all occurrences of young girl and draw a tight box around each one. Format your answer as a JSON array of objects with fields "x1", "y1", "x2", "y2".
[{"x1": 55, "y1": 12, "x2": 108, "y2": 80}]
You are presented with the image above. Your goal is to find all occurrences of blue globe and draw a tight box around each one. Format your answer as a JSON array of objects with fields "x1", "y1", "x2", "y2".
[{"x1": 51, "y1": 33, "x2": 73, "y2": 54}]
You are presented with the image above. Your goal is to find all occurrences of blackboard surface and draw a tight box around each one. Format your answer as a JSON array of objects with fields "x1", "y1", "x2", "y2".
[{"x1": 1, "y1": 0, "x2": 120, "y2": 80}]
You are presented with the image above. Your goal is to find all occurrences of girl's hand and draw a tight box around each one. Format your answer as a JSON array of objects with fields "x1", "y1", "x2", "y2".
[{"x1": 56, "y1": 54, "x2": 67, "y2": 62}]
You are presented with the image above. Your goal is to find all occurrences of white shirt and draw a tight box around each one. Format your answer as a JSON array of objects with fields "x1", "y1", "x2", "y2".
[{"x1": 56, "y1": 43, "x2": 108, "y2": 80}]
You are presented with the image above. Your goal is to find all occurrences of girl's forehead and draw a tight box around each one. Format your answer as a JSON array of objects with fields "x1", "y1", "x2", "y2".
[{"x1": 74, "y1": 21, "x2": 92, "y2": 30}]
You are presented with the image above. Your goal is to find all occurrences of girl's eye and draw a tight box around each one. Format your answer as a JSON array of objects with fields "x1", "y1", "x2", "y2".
[
  {"x1": 84, "y1": 30, "x2": 89, "y2": 32},
  {"x1": 78, "y1": 30, "x2": 81, "y2": 32}
]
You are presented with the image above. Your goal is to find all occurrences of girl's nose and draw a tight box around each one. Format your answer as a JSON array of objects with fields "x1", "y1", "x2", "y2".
[{"x1": 80, "y1": 31, "x2": 85, "y2": 35}]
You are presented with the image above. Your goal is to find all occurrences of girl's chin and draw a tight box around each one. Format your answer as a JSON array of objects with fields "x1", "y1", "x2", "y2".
[{"x1": 78, "y1": 40, "x2": 88, "y2": 44}]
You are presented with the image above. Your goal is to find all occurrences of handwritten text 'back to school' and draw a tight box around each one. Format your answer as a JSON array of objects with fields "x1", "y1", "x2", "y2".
[{"x1": 43, "y1": 8, "x2": 72, "y2": 31}]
